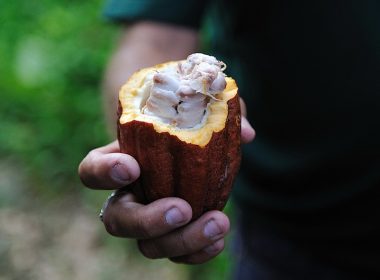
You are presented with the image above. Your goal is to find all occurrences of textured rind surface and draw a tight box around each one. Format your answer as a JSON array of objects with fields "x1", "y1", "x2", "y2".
[{"x1": 117, "y1": 90, "x2": 241, "y2": 219}]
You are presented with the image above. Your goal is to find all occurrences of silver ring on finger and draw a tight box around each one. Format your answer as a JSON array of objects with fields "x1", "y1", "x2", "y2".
[{"x1": 99, "y1": 188, "x2": 130, "y2": 222}]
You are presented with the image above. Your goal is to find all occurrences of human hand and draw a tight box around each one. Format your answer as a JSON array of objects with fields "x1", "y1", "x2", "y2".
[
  {"x1": 78, "y1": 101, "x2": 254, "y2": 264},
  {"x1": 78, "y1": 141, "x2": 230, "y2": 264}
]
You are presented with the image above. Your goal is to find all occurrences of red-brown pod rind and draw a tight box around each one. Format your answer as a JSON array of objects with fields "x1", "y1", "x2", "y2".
[{"x1": 117, "y1": 94, "x2": 241, "y2": 219}]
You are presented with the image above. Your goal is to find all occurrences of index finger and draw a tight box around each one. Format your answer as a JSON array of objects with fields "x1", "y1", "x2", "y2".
[{"x1": 78, "y1": 141, "x2": 140, "y2": 189}]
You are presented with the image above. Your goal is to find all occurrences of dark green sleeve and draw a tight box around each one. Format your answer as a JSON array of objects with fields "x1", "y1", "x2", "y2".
[{"x1": 103, "y1": 0, "x2": 208, "y2": 28}]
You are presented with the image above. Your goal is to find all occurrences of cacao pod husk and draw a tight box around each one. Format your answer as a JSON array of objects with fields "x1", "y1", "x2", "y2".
[{"x1": 117, "y1": 61, "x2": 241, "y2": 219}]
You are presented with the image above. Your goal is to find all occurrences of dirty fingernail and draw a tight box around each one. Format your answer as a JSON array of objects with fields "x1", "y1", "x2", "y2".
[{"x1": 111, "y1": 163, "x2": 130, "y2": 184}]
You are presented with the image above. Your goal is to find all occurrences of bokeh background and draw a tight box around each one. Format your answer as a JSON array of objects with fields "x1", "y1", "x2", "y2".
[{"x1": 0, "y1": 1, "x2": 234, "y2": 279}]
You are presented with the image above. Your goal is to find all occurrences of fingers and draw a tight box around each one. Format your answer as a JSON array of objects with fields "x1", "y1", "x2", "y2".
[
  {"x1": 169, "y1": 238, "x2": 225, "y2": 264},
  {"x1": 240, "y1": 98, "x2": 255, "y2": 143},
  {"x1": 240, "y1": 98, "x2": 247, "y2": 117},
  {"x1": 102, "y1": 191, "x2": 229, "y2": 264},
  {"x1": 241, "y1": 116, "x2": 256, "y2": 144},
  {"x1": 103, "y1": 194, "x2": 193, "y2": 238},
  {"x1": 78, "y1": 141, "x2": 140, "y2": 189},
  {"x1": 138, "y1": 210, "x2": 230, "y2": 262}
]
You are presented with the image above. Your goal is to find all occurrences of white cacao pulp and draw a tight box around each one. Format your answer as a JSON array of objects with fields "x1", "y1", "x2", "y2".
[{"x1": 142, "y1": 53, "x2": 227, "y2": 128}]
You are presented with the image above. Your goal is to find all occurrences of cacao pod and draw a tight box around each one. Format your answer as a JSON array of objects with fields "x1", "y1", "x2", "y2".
[{"x1": 117, "y1": 57, "x2": 241, "y2": 219}]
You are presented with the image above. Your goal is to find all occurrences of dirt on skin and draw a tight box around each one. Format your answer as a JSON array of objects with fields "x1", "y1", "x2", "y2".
[{"x1": 0, "y1": 159, "x2": 188, "y2": 280}]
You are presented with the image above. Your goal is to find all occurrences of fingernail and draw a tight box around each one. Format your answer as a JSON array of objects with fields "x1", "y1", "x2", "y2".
[
  {"x1": 204, "y1": 219, "x2": 222, "y2": 240},
  {"x1": 111, "y1": 163, "x2": 130, "y2": 184},
  {"x1": 165, "y1": 207, "x2": 185, "y2": 226},
  {"x1": 203, "y1": 239, "x2": 224, "y2": 255}
]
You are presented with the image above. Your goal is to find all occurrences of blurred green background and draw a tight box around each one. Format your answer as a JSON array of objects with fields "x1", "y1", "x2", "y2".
[{"x1": 0, "y1": 1, "x2": 235, "y2": 279}]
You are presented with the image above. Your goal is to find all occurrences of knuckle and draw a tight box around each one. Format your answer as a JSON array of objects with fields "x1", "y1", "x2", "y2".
[
  {"x1": 135, "y1": 215, "x2": 154, "y2": 239},
  {"x1": 138, "y1": 240, "x2": 161, "y2": 259},
  {"x1": 78, "y1": 150, "x2": 99, "y2": 187},
  {"x1": 178, "y1": 230, "x2": 191, "y2": 252},
  {"x1": 85, "y1": 150, "x2": 98, "y2": 166}
]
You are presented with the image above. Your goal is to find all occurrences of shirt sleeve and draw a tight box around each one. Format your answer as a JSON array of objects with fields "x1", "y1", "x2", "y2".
[{"x1": 103, "y1": 0, "x2": 209, "y2": 29}]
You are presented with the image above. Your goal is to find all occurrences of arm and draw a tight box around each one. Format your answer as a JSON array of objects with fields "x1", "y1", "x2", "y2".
[
  {"x1": 79, "y1": 21, "x2": 255, "y2": 265},
  {"x1": 80, "y1": 21, "x2": 229, "y2": 264},
  {"x1": 102, "y1": 21, "x2": 200, "y2": 135}
]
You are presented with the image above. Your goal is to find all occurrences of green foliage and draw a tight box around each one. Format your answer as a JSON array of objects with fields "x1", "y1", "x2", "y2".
[
  {"x1": 0, "y1": 0, "x2": 117, "y2": 195},
  {"x1": 0, "y1": 1, "x2": 233, "y2": 278}
]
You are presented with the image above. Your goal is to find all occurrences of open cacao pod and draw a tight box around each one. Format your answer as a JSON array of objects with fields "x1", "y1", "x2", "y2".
[{"x1": 117, "y1": 53, "x2": 241, "y2": 219}]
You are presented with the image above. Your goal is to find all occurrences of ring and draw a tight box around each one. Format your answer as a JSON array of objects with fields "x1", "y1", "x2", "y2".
[
  {"x1": 99, "y1": 188, "x2": 130, "y2": 222},
  {"x1": 99, "y1": 191, "x2": 116, "y2": 222}
]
